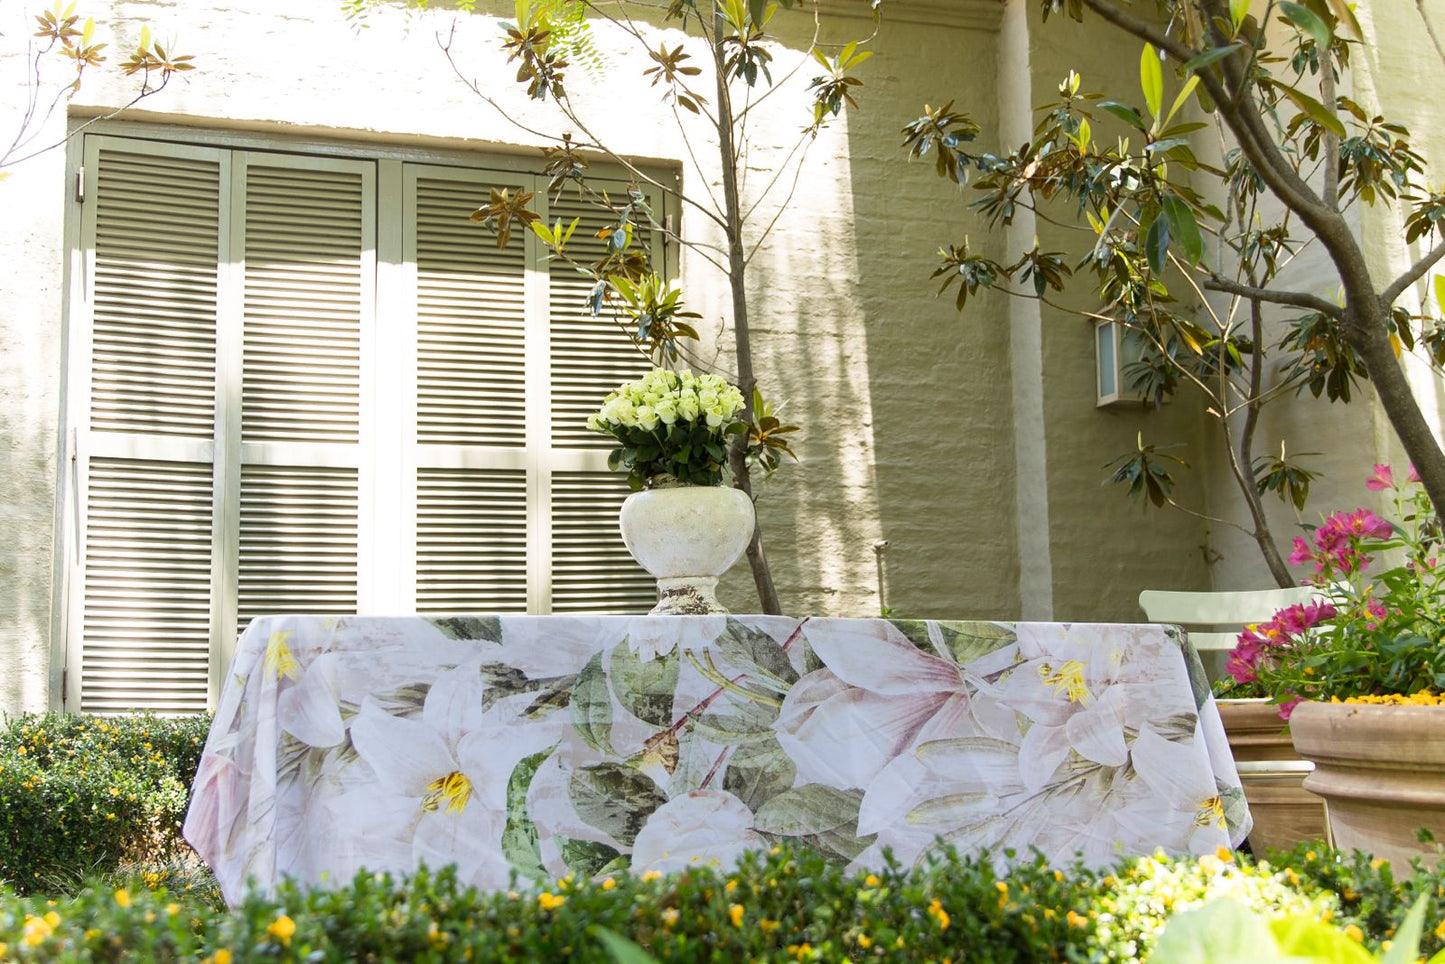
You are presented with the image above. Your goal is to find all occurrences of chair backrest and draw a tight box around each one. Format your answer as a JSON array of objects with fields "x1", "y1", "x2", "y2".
[{"x1": 1138, "y1": 586, "x2": 1319, "y2": 652}]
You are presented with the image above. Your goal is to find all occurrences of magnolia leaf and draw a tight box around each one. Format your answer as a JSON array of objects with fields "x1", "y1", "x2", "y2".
[
  {"x1": 1164, "y1": 75, "x2": 1201, "y2": 128},
  {"x1": 1161, "y1": 195, "x2": 1204, "y2": 266},
  {"x1": 753, "y1": 784, "x2": 864, "y2": 836},
  {"x1": 1098, "y1": 100, "x2": 1147, "y2": 131},
  {"x1": 570, "y1": 651, "x2": 615, "y2": 754},
  {"x1": 610, "y1": 643, "x2": 678, "y2": 728},
  {"x1": 1140, "y1": 43, "x2": 1163, "y2": 120},
  {"x1": 568, "y1": 763, "x2": 667, "y2": 846},
  {"x1": 1145, "y1": 216, "x2": 1171, "y2": 274},
  {"x1": 1277, "y1": 83, "x2": 1346, "y2": 138},
  {"x1": 558, "y1": 837, "x2": 626, "y2": 878},
  {"x1": 716, "y1": 618, "x2": 799, "y2": 687},
  {"x1": 723, "y1": 735, "x2": 796, "y2": 810},
  {"x1": 1184, "y1": 43, "x2": 1241, "y2": 73},
  {"x1": 1228, "y1": 0, "x2": 1249, "y2": 29},
  {"x1": 1280, "y1": 1, "x2": 1332, "y2": 51},
  {"x1": 429, "y1": 615, "x2": 502, "y2": 643},
  {"x1": 1323, "y1": 0, "x2": 1362, "y2": 40},
  {"x1": 500, "y1": 745, "x2": 555, "y2": 881}
]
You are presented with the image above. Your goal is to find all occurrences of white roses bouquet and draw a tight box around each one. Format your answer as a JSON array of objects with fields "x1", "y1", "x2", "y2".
[{"x1": 588, "y1": 368, "x2": 746, "y2": 489}]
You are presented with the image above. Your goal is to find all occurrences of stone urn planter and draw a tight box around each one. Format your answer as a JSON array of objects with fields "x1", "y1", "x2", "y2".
[
  {"x1": 619, "y1": 483, "x2": 754, "y2": 615},
  {"x1": 1290, "y1": 701, "x2": 1445, "y2": 867},
  {"x1": 1218, "y1": 698, "x2": 1328, "y2": 854}
]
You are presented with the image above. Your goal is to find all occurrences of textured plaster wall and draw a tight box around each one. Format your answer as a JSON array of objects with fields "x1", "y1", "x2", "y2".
[
  {"x1": 1021, "y1": 6, "x2": 1213, "y2": 619},
  {"x1": 0, "y1": 10, "x2": 67, "y2": 715},
  {"x1": 0, "y1": 0, "x2": 1012, "y2": 713}
]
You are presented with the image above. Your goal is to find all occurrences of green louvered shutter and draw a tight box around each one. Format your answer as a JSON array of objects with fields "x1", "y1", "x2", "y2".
[{"x1": 73, "y1": 138, "x2": 225, "y2": 713}]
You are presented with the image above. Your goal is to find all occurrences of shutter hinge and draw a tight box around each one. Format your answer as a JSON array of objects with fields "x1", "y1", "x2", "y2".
[{"x1": 75, "y1": 166, "x2": 84, "y2": 203}]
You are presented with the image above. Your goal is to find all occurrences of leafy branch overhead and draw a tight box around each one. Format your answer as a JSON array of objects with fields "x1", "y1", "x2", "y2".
[
  {"x1": 3, "y1": 4, "x2": 196, "y2": 180},
  {"x1": 906, "y1": 0, "x2": 1445, "y2": 586}
]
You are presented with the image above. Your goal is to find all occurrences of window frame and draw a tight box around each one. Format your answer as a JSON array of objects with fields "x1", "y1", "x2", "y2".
[{"x1": 53, "y1": 120, "x2": 680, "y2": 712}]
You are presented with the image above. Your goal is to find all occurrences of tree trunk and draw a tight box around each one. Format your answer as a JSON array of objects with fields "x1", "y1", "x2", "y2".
[{"x1": 713, "y1": 7, "x2": 782, "y2": 614}]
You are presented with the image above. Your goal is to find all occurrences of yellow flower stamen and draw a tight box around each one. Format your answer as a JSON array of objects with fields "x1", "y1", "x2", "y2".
[
  {"x1": 421, "y1": 771, "x2": 472, "y2": 815},
  {"x1": 1196, "y1": 795, "x2": 1226, "y2": 829},
  {"x1": 1037, "y1": 660, "x2": 1092, "y2": 705},
  {"x1": 263, "y1": 631, "x2": 301, "y2": 681}
]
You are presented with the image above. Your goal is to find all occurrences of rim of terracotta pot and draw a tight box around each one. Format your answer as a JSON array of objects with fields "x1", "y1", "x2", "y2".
[{"x1": 1289, "y1": 700, "x2": 1445, "y2": 767}]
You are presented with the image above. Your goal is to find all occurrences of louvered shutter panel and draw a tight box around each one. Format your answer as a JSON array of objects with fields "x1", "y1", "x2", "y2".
[
  {"x1": 81, "y1": 459, "x2": 214, "y2": 714},
  {"x1": 414, "y1": 469, "x2": 529, "y2": 612},
  {"x1": 543, "y1": 186, "x2": 657, "y2": 612},
  {"x1": 549, "y1": 472, "x2": 654, "y2": 612},
  {"x1": 405, "y1": 166, "x2": 531, "y2": 613},
  {"x1": 76, "y1": 138, "x2": 225, "y2": 713},
  {"x1": 235, "y1": 156, "x2": 372, "y2": 630},
  {"x1": 546, "y1": 189, "x2": 655, "y2": 447}
]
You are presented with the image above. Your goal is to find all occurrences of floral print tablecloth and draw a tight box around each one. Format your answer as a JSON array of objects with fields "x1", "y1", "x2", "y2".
[{"x1": 183, "y1": 615, "x2": 1249, "y2": 904}]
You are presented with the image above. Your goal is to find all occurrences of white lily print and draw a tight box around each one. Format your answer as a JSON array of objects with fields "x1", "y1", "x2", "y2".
[
  {"x1": 335, "y1": 660, "x2": 558, "y2": 889},
  {"x1": 772, "y1": 619, "x2": 1016, "y2": 790}
]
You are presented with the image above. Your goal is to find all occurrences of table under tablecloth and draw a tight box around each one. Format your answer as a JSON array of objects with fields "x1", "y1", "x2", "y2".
[{"x1": 183, "y1": 614, "x2": 1249, "y2": 903}]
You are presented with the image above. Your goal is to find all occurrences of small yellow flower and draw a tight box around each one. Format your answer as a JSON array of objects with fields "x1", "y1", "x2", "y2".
[
  {"x1": 214, "y1": 949, "x2": 234, "y2": 964},
  {"x1": 725, "y1": 879, "x2": 738, "y2": 893},
  {"x1": 114, "y1": 888, "x2": 132, "y2": 908},
  {"x1": 1216, "y1": 846, "x2": 1234, "y2": 862},
  {"x1": 864, "y1": 874, "x2": 880, "y2": 888},
  {"x1": 928, "y1": 898, "x2": 951, "y2": 931},
  {"x1": 759, "y1": 919, "x2": 780, "y2": 934},
  {"x1": 22, "y1": 915, "x2": 52, "y2": 946},
  {"x1": 1344, "y1": 924, "x2": 1364, "y2": 942},
  {"x1": 662, "y1": 908, "x2": 680, "y2": 927},
  {"x1": 537, "y1": 892, "x2": 566, "y2": 911},
  {"x1": 43, "y1": 911, "x2": 59, "y2": 928},
  {"x1": 729, "y1": 903, "x2": 745, "y2": 927},
  {"x1": 857, "y1": 933, "x2": 873, "y2": 949},
  {"x1": 643, "y1": 870, "x2": 662, "y2": 881},
  {"x1": 1067, "y1": 910, "x2": 1088, "y2": 928},
  {"x1": 267, "y1": 914, "x2": 296, "y2": 946},
  {"x1": 601, "y1": 878, "x2": 616, "y2": 891},
  {"x1": 1434, "y1": 917, "x2": 1445, "y2": 940}
]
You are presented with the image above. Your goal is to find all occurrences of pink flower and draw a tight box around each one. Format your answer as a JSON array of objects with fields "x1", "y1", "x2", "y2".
[
  {"x1": 1288, "y1": 536, "x2": 1313, "y2": 567},
  {"x1": 1408, "y1": 463, "x2": 1422, "y2": 483},
  {"x1": 1277, "y1": 696, "x2": 1303, "y2": 721},
  {"x1": 1366, "y1": 464, "x2": 1395, "y2": 491}
]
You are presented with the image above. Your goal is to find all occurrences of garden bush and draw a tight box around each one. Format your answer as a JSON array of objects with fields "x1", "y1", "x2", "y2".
[
  {"x1": 4, "y1": 843, "x2": 1442, "y2": 962},
  {"x1": 0, "y1": 712, "x2": 211, "y2": 893}
]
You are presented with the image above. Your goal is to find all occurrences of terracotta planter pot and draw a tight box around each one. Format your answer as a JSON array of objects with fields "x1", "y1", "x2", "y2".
[
  {"x1": 1290, "y1": 701, "x2": 1445, "y2": 867},
  {"x1": 1218, "y1": 698, "x2": 1328, "y2": 853}
]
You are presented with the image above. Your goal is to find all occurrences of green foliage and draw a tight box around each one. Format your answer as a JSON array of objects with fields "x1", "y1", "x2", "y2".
[
  {"x1": 1105, "y1": 433, "x2": 1188, "y2": 508},
  {"x1": 0, "y1": 713, "x2": 211, "y2": 895},
  {"x1": 13, "y1": 842, "x2": 1445, "y2": 963}
]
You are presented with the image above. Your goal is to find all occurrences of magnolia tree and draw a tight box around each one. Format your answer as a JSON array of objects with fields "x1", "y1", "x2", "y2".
[
  {"x1": 905, "y1": 0, "x2": 1445, "y2": 587},
  {"x1": 2, "y1": 2, "x2": 193, "y2": 180},
  {"x1": 350, "y1": 0, "x2": 875, "y2": 613}
]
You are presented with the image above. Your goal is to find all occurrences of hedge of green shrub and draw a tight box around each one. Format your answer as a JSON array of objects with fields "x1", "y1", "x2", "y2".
[
  {"x1": 4, "y1": 843, "x2": 1443, "y2": 963},
  {"x1": 0, "y1": 712, "x2": 211, "y2": 893}
]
